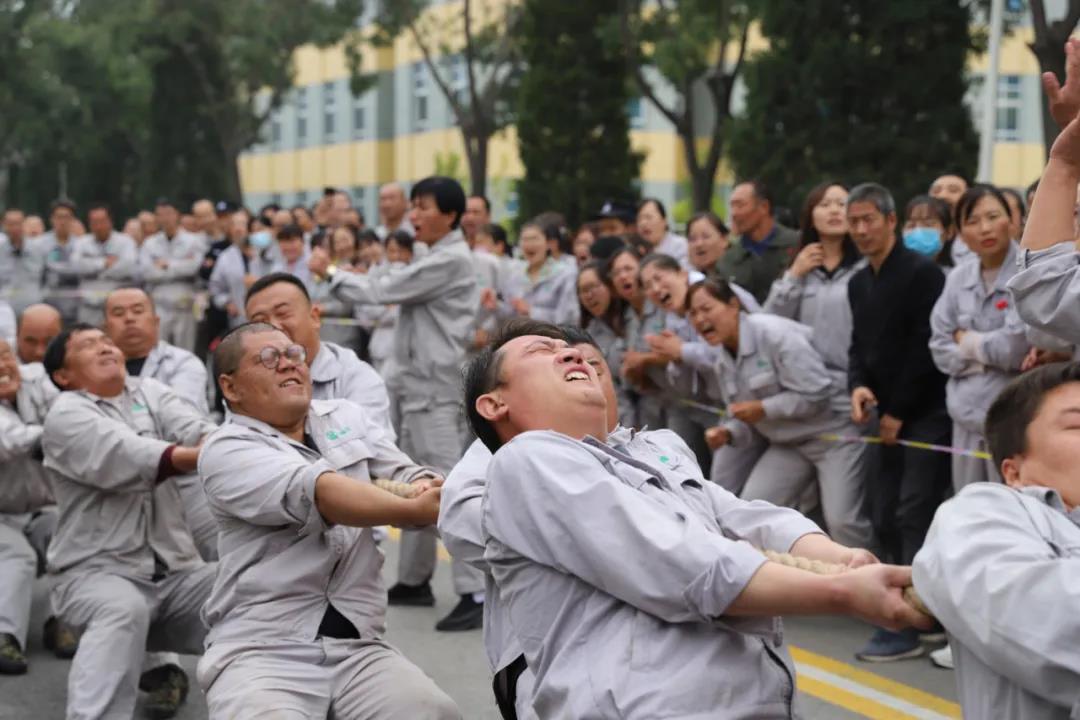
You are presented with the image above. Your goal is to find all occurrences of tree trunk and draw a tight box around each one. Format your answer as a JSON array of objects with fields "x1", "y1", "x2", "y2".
[
  {"x1": 222, "y1": 142, "x2": 244, "y2": 203},
  {"x1": 680, "y1": 132, "x2": 718, "y2": 212},
  {"x1": 463, "y1": 128, "x2": 489, "y2": 198}
]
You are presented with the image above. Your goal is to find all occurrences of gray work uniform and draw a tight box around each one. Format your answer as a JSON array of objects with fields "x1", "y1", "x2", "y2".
[
  {"x1": 43, "y1": 376, "x2": 216, "y2": 720},
  {"x1": 514, "y1": 257, "x2": 579, "y2": 326},
  {"x1": 36, "y1": 231, "x2": 82, "y2": 324},
  {"x1": 269, "y1": 249, "x2": 313, "y2": 290},
  {"x1": 207, "y1": 242, "x2": 269, "y2": 330},
  {"x1": 69, "y1": 231, "x2": 139, "y2": 325},
  {"x1": 471, "y1": 249, "x2": 502, "y2": 340},
  {"x1": 764, "y1": 259, "x2": 867, "y2": 415},
  {"x1": 1007, "y1": 240, "x2": 1080, "y2": 344},
  {"x1": 482, "y1": 429, "x2": 823, "y2": 719},
  {"x1": 655, "y1": 232, "x2": 691, "y2": 269},
  {"x1": 0, "y1": 233, "x2": 45, "y2": 313},
  {"x1": 196, "y1": 398, "x2": 460, "y2": 720},
  {"x1": 327, "y1": 229, "x2": 483, "y2": 594},
  {"x1": 0, "y1": 363, "x2": 58, "y2": 651},
  {"x1": 585, "y1": 316, "x2": 636, "y2": 428},
  {"x1": 687, "y1": 312, "x2": 876, "y2": 550},
  {"x1": 311, "y1": 272, "x2": 362, "y2": 351},
  {"x1": 310, "y1": 340, "x2": 395, "y2": 441},
  {"x1": 140, "y1": 230, "x2": 206, "y2": 351},
  {"x1": 913, "y1": 483, "x2": 1080, "y2": 720},
  {"x1": 929, "y1": 243, "x2": 1027, "y2": 491},
  {"x1": 0, "y1": 300, "x2": 13, "y2": 349}
]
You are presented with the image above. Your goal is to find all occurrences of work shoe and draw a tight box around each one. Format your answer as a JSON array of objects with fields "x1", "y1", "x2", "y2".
[
  {"x1": 435, "y1": 594, "x2": 484, "y2": 632},
  {"x1": 139, "y1": 663, "x2": 189, "y2": 720},
  {"x1": 855, "y1": 628, "x2": 925, "y2": 663},
  {"x1": 929, "y1": 644, "x2": 955, "y2": 669},
  {"x1": 387, "y1": 580, "x2": 435, "y2": 607},
  {"x1": 0, "y1": 633, "x2": 27, "y2": 675},
  {"x1": 42, "y1": 616, "x2": 78, "y2": 659},
  {"x1": 919, "y1": 620, "x2": 947, "y2": 644}
]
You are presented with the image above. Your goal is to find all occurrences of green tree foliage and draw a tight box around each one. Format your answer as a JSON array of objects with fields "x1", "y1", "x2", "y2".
[
  {"x1": 730, "y1": 0, "x2": 979, "y2": 214},
  {"x1": 516, "y1": 0, "x2": 643, "y2": 227}
]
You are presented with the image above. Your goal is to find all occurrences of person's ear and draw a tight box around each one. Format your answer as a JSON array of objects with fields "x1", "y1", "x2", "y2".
[
  {"x1": 1000, "y1": 455, "x2": 1022, "y2": 488},
  {"x1": 51, "y1": 368, "x2": 70, "y2": 390},
  {"x1": 476, "y1": 391, "x2": 508, "y2": 423},
  {"x1": 309, "y1": 301, "x2": 322, "y2": 329},
  {"x1": 219, "y1": 374, "x2": 241, "y2": 407}
]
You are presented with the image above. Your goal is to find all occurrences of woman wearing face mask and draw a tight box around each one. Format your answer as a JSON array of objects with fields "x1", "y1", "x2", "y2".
[
  {"x1": 509, "y1": 219, "x2": 579, "y2": 325},
  {"x1": 577, "y1": 261, "x2": 635, "y2": 426},
  {"x1": 686, "y1": 279, "x2": 877, "y2": 550},
  {"x1": 903, "y1": 196, "x2": 956, "y2": 273},
  {"x1": 639, "y1": 254, "x2": 762, "y2": 475},
  {"x1": 686, "y1": 212, "x2": 731, "y2": 277},
  {"x1": 208, "y1": 211, "x2": 272, "y2": 328},
  {"x1": 765, "y1": 182, "x2": 865, "y2": 414}
]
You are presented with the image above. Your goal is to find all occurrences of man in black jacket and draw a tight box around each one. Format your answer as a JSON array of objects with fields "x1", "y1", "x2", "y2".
[{"x1": 847, "y1": 182, "x2": 951, "y2": 663}]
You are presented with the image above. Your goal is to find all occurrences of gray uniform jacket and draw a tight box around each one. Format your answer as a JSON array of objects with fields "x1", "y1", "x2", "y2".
[
  {"x1": 1007, "y1": 241, "x2": 1080, "y2": 344},
  {"x1": 140, "y1": 230, "x2": 205, "y2": 310},
  {"x1": 685, "y1": 313, "x2": 840, "y2": 446},
  {"x1": 43, "y1": 377, "x2": 213, "y2": 578},
  {"x1": 208, "y1": 243, "x2": 272, "y2": 328},
  {"x1": 0, "y1": 301, "x2": 13, "y2": 349},
  {"x1": 310, "y1": 341, "x2": 394, "y2": 440},
  {"x1": 517, "y1": 258, "x2": 579, "y2": 326},
  {"x1": 69, "y1": 231, "x2": 139, "y2": 309},
  {"x1": 929, "y1": 243, "x2": 1027, "y2": 434},
  {"x1": 328, "y1": 229, "x2": 478, "y2": 403},
  {"x1": 197, "y1": 398, "x2": 433, "y2": 649},
  {"x1": 585, "y1": 317, "x2": 636, "y2": 426},
  {"x1": 764, "y1": 260, "x2": 866, "y2": 413},
  {"x1": 36, "y1": 232, "x2": 81, "y2": 320},
  {"x1": 482, "y1": 429, "x2": 821, "y2": 719},
  {"x1": 656, "y1": 232, "x2": 690, "y2": 269},
  {"x1": 0, "y1": 233, "x2": 45, "y2": 312},
  {"x1": 269, "y1": 250, "x2": 313, "y2": 290},
  {"x1": 913, "y1": 483, "x2": 1080, "y2": 720},
  {"x1": 136, "y1": 341, "x2": 209, "y2": 415},
  {"x1": 0, "y1": 363, "x2": 58, "y2": 514}
]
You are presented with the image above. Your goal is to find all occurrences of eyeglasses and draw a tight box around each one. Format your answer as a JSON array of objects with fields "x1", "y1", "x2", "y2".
[
  {"x1": 578, "y1": 282, "x2": 605, "y2": 296},
  {"x1": 256, "y1": 343, "x2": 307, "y2": 370}
]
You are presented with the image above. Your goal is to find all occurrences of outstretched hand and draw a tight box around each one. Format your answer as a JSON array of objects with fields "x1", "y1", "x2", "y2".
[{"x1": 1045, "y1": 37, "x2": 1080, "y2": 131}]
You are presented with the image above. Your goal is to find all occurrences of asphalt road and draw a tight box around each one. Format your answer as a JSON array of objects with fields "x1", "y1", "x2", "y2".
[{"x1": 1, "y1": 540, "x2": 961, "y2": 720}]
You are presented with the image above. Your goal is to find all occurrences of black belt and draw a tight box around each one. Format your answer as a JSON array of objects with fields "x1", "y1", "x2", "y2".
[{"x1": 492, "y1": 653, "x2": 528, "y2": 720}]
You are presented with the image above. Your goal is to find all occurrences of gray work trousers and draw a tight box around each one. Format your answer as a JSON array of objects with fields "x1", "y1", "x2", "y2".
[
  {"x1": 951, "y1": 423, "x2": 999, "y2": 493},
  {"x1": 52, "y1": 564, "x2": 216, "y2": 720},
  {"x1": 0, "y1": 509, "x2": 57, "y2": 649},
  {"x1": 740, "y1": 433, "x2": 877, "y2": 550},
  {"x1": 710, "y1": 428, "x2": 770, "y2": 495},
  {"x1": 198, "y1": 637, "x2": 461, "y2": 720},
  {"x1": 396, "y1": 397, "x2": 484, "y2": 595}
]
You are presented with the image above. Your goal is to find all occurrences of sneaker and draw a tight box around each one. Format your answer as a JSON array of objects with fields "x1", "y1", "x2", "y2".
[
  {"x1": 42, "y1": 616, "x2": 78, "y2": 659},
  {"x1": 435, "y1": 595, "x2": 484, "y2": 632},
  {"x1": 855, "y1": 627, "x2": 925, "y2": 663},
  {"x1": 0, "y1": 633, "x2": 27, "y2": 675},
  {"x1": 930, "y1": 644, "x2": 954, "y2": 669},
  {"x1": 919, "y1": 621, "x2": 947, "y2": 644},
  {"x1": 139, "y1": 663, "x2": 189, "y2": 720},
  {"x1": 387, "y1": 580, "x2": 435, "y2": 607}
]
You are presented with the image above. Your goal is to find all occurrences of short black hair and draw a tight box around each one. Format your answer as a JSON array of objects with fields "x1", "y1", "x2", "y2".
[
  {"x1": 985, "y1": 362, "x2": 1080, "y2": 470},
  {"x1": 470, "y1": 195, "x2": 491, "y2": 213},
  {"x1": 1000, "y1": 187, "x2": 1026, "y2": 220},
  {"x1": 86, "y1": 203, "x2": 111, "y2": 219},
  {"x1": 213, "y1": 322, "x2": 284, "y2": 377},
  {"x1": 43, "y1": 322, "x2": 99, "y2": 388},
  {"x1": 155, "y1": 197, "x2": 178, "y2": 211},
  {"x1": 245, "y1": 271, "x2": 312, "y2": 307},
  {"x1": 685, "y1": 278, "x2": 739, "y2": 312},
  {"x1": 50, "y1": 199, "x2": 77, "y2": 215},
  {"x1": 386, "y1": 229, "x2": 414, "y2": 253},
  {"x1": 560, "y1": 325, "x2": 599, "y2": 350},
  {"x1": 638, "y1": 197, "x2": 667, "y2": 219},
  {"x1": 955, "y1": 184, "x2": 1011, "y2": 228},
  {"x1": 736, "y1": 179, "x2": 773, "y2": 209},
  {"x1": 276, "y1": 223, "x2": 304, "y2": 241},
  {"x1": 478, "y1": 223, "x2": 507, "y2": 249},
  {"x1": 463, "y1": 319, "x2": 566, "y2": 453},
  {"x1": 411, "y1": 176, "x2": 467, "y2": 229}
]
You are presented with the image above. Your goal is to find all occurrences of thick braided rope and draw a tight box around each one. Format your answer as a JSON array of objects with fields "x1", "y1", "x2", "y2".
[
  {"x1": 373, "y1": 478, "x2": 420, "y2": 498},
  {"x1": 762, "y1": 551, "x2": 932, "y2": 617}
]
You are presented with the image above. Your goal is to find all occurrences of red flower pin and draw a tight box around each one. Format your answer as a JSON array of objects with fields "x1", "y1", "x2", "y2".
[{"x1": 995, "y1": 299, "x2": 1009, "y2": 310}]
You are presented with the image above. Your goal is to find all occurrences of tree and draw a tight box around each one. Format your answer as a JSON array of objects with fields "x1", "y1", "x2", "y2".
[
  {"x1": 516, "y1": 0, "x2": 643, "y2": 227},
  {"x1": 730, "y1": 0, "x2": 979, "y2": 214},
  {"x1": 1030, "y1": 0, "x2": 1080, "y2": 155},
  {"x1": 615, "y1": 0, "x2": 754, "y2": 212},
  {"x1": 367, "y1": 0, "x2": 523, "y2": 197}
]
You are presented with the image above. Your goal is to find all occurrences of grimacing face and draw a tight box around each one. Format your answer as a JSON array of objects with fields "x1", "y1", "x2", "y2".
[
  {"x1": 52, "y1": 329, "x2": 126, "y2": 394},
  {"x1": 220, "y1": 329, "x2": 312, "y2": 428},
  {"x1": 245, "y1": 281, "x2": 322, "y2": 365}
]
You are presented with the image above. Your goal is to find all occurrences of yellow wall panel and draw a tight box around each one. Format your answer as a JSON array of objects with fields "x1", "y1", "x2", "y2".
[{"x1": 991, "y1": 142, "x2": 1044, "y2": 188}]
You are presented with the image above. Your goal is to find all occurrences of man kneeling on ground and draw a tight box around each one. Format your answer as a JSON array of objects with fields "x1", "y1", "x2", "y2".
[
  {"x1": 466, "y1": 328, "x2": 931, "y2": 718},
  {"x1": 196, "y1": 322, "x2": 460, "y2": 719}
]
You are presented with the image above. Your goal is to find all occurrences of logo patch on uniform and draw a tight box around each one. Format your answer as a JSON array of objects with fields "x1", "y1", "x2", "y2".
[
  {"x1": 659, "y1": 455, "x2": 670, "y2": 464},
  {"x1": 756, "y1": 359, "x2": 769, "y2": 368},
  {"x1": 326, "y1": 426, "x2": 352, "y2": 441},
  {"x1": 132, "y1": 402, "x2": 148, "y2": 412}
]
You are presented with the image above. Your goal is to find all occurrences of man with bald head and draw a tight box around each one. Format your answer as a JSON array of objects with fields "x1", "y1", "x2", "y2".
[
  {"x1": 17, "y1": 304, "x2": 62, "y2": 365},
  {"x1": 375, "y1": 182, "x2": 415, "y2": 240}
]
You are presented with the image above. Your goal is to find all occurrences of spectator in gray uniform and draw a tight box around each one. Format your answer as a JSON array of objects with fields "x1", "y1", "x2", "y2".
[
  {"x1": 310, "y1": 176, "x2": 486, "y2": 633},
  {"x1": 42, "y1": 324, "x2": 216, "y2": 720},
  {"x1": 0, "y1": 207, "x2": 45, "y2": 313},
  {"x1": 38, "y1": 199, "x2": 83, "y2": 324},
  {"x1": 139, "y1": 198, "x2": 206, "y2": 352},
  {"x1": 70, "y1": 204, "x2": 139, "y2": 326},
  {"x1": 16, "y1": 304, "x2": 61, "y2": 365}
]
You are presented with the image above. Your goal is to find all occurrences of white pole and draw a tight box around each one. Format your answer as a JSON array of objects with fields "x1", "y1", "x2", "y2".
[{"x1": 978, "y1": 0, "x2": 1005, "y2": 183}]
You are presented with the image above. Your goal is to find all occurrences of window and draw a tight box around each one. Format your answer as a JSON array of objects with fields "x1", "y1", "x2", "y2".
[
  {"x1": 296, "y1": 87, "x2": 308, "y2": 145},
  {"x1": 413, "y1": 63, "x2": 429, "y2": 130},
  {"x1": 352, "y1": 186, "x2": 366, "y2": 207},
  {"x1": 323, "y1": 82, "x2": 336, "y2": 140},
  {"x1": 995, "y1": 75, "x2": 1021, "y2": 142},
  {"x1": 296, "y1": 190, "x2": 308, "y2": 207},
  {"x1": 627, "y1": 97, "x2": 644, "y2": 129},
  {"x1": 352, "y1": 101, "x2": 366, "y2": 139},
  {"x1": 447, "y1": 56, "x2": 468, "y2": 108}
]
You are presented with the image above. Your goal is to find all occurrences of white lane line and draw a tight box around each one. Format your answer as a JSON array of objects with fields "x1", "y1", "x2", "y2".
[{"x1": 796, "y1": 661, "x2": 956, "y2": 720}]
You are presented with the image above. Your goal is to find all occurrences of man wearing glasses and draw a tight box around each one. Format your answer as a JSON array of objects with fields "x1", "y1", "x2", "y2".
[
  {"x1": 41, "y1": 323, "x2": 215, "y2": 720},
  {"x1": 195, "y1": 322, "x2": 460, "y2": 719}
]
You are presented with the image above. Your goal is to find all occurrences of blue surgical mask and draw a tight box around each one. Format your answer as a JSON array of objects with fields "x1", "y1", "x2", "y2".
[
  {"x1": 902, "y1": 227, "x2": 942, "y2": 257},
  {"x1": 249, "y1": 231, "x2": 272, "y2": 250}
]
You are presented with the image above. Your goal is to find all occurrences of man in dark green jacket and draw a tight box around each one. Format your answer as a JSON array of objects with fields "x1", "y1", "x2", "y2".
[{"x1": 711, "y1": 180, "x2": 799, "y2": 303}]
